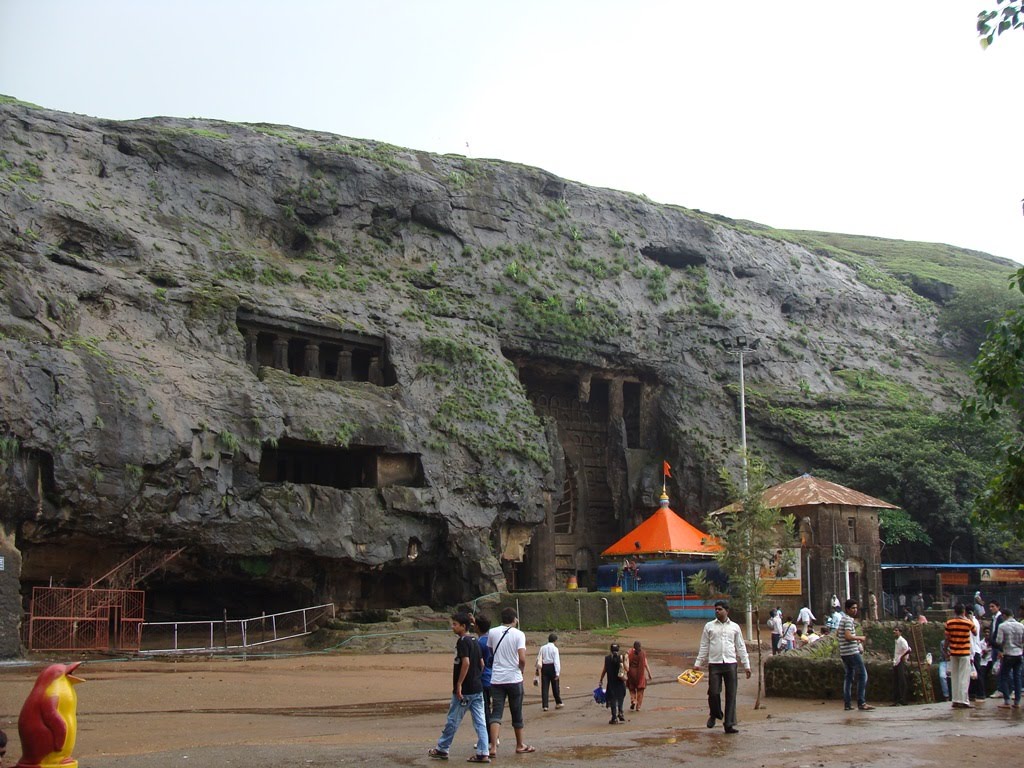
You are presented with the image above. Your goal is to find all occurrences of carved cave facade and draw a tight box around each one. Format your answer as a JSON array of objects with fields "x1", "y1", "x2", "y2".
[{"x1": 510, "y1": 356, "x2": 661, "y2": 592}]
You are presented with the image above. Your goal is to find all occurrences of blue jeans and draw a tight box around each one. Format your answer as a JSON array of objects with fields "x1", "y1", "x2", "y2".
[
  {"x1": 999, "y1": 655, "x2": 1023, "y2": 704},
  {"x1": 437, "y1": 692, "x2": 488, "y2": 756},
  {"x1": 842, "y1": 653, "x2": 868, "y2": 708}
]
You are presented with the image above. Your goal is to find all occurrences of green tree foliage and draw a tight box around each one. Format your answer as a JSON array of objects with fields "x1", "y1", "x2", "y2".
[
  {"x1": 965, "y1": 267, "x2": 1024, "y2": 538},
  {"x1": 979, "y1": 2, "x2": 1023, "y2": 48},
  {"x1": 878, "y1": 508, "x2": 931, "y2": 547},
  {"x1": 939, "y1": 281, "x2": 1024, "y2": 356},
  {"x1": 818, "y1": 411, "x2": 1002, "y2": 562},
  {"x1": 697, "y1": 459, "x2": 795, "y2": 708},
  {"x1": 702, "y1": 461, "x2": 796, "y2": 615}
]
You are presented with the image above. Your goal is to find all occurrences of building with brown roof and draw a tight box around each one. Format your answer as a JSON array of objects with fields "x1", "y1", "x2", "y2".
[{"x1": 714, "y1": 474, "x2": 897, "y2": 618}]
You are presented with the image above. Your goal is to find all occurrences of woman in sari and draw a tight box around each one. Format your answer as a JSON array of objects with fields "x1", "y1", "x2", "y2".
[{"x1": 626, "y1": 640, "x2": 653, "y2": 711}]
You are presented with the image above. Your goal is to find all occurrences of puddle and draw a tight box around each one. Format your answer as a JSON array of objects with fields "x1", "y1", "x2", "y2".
[
  {"x1": 633, "y1": 728, "x2": 699, "y2": 746},
  {"x1": 99, "y1": 700, "x2": 449, "y2": 719},
  {"x1": 542, "y1": 744, "x2": 631, "y2": 760}
]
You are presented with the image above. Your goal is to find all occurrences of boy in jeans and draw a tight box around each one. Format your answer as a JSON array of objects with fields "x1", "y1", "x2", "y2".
[{"x1": 428, "y1": 613, "x2": 490, "y2": 762}]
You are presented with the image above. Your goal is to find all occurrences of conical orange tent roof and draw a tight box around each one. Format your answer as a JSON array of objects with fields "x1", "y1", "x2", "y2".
[{"x1": 602, "y1": 493, "x2": 720, "y2": 557}]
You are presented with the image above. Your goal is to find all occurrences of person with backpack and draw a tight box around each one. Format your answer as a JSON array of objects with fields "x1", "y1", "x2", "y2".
[
  {"x1": 486, "y1": 608, "x2": 535, "y2": 756},
  {"x1": 598, "y1": 643, "x2": 628, "y2": 724},
  {"x1": 475, "y1": 614, "x2": 493, "y2": 719}
]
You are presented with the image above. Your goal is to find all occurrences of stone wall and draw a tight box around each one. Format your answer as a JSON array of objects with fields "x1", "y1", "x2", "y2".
[
  {"x1": 0, "y1": 524, "x2": 22, "y2": 656},
  {"x1": 765, "y1": 632, "x2": 940, "y2": 703}
]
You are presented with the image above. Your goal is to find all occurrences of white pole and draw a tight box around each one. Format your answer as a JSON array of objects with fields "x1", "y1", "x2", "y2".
[
  {"x1": 739, "y1": 349, "x2": 753, "y2": 642},
  {"x1": 739, "y1": 350, "x2": 749, "y2": 493}
]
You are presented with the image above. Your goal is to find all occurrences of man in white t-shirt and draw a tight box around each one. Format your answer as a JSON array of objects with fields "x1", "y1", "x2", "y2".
[
  {"x1": 486, "y1": 608, "x2": 534, "y2": 756},
  {"x1": 796, "y1": 606, "x2": 816, "y2": 633}
]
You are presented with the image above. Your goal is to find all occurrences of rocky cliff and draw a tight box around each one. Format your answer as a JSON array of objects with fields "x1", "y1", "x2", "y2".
[{"x1": 0, "y1": 98, "x2": 981, "y2": 648}]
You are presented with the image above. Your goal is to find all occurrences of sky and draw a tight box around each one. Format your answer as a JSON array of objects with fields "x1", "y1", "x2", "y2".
[{"x1": 1, "y1": 1, "x2": 1021, "y2": 262}]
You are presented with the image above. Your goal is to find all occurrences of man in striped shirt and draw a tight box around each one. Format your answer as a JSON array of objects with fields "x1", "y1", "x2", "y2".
[
  {"x1": 838, "y1": 599, "x2": 874, "y2": 711},
  {"x1": 944, "y1": 603, "x2": 978, "y2": 708}
]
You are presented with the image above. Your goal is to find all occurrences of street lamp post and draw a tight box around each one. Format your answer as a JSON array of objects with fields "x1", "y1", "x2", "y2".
[
  {"x1": 722, "y1": 335, "x2": 760, "y2": 491},
  {"x1": 721, "y1": 334, "x2": 760, "y2": 641}
]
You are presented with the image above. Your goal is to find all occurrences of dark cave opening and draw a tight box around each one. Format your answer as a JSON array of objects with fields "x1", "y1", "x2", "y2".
[{"x1": 259, "y1": 438, "x2": 424, "y2": 489}]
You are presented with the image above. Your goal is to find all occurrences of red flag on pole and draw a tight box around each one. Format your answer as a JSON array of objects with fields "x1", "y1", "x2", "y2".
[{"x1": 663, "y1": 461, "x2": 672, "y2": 478}]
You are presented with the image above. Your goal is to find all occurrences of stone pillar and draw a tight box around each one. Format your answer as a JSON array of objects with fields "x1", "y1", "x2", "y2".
[
  {"x1": 336, "y1": 348, "x2": 353, "y2": 381},
  {"x1": 577, "y1": 372, "x2": 592, "y2": 404},
  {"x1": 607, "y1": 377, "x2": 624, "y2": 421},
  {"x1": 244, "y1": 328, "x2": 259, "y2": 373},
  {"x1": 639, "y1": 384, "x2": 656, "y2": 449},
  {"x1": 303, "y1": 341, "x2": 321, "y2": 378},
  {"x1": 368, "y1": 355, "x2": 384, "y2": 386},
  {"x1": 272, "y1": 335, "x2": 290, "y2": 372}
]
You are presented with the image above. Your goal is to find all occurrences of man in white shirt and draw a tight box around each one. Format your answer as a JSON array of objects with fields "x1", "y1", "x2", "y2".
[
  {"x1": 892, "y1": 626, "x2": 911, "y2": 705},
  {"x1": 767, "y1": 610, "x2": 783, "y2": 655},
  {"x1": 487, "y1": 608, "x2": 534, "y2": 756},
  {"x1": 968, "y1": 610, "x2": 985, "y2": 701},
  {"x1": 694, "y1": 600, "x2": 750, "y2": 734},
  {"x1": 796, "y1": 605, "x2": 816, "y2": 633},
  {"x1": 534, "y1": 633, "x2": 562, "y2": 711},
  {"x1": 995, "y1": 608, "x2": 1024, "y2": 708}
]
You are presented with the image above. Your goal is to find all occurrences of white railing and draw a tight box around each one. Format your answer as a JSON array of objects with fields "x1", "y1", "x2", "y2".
[{"x1": 140, "y1": 602, "x2": 335, "y2": 654}]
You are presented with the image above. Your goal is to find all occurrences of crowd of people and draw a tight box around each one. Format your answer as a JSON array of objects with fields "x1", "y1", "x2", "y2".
[
  {"x1": 428, "y1": 592, "x2": 1024, "y2": 759},
  {"x1": 428, "y1": 600, "x2": 752, "y2": 760}
]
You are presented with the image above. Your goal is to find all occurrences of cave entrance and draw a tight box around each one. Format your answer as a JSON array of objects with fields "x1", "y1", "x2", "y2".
[
  {"x1": 517, "y1": 371, "x2": 615, "y2": 590},
  {"x1": 259, "y1": 439, "x2": 424, "y2": 489},
  {"x1": 511, "y1": 361, "x2": 655, "y2": 591}
]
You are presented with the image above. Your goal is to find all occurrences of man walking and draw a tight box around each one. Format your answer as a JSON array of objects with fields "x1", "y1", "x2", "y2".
[
  {"x1": 838, "y1": 599, "x2": 874, "y2": 711},
  {"x1": 535, "y1": 633, "x2": 562, "y2": 711},
  {"x1": 428, "y1": 612, "x2": 490, "y2": 762},
  {"x1": 944, "y1": 603, "x2": 977, "y2": 708},
  {"x1": 892, "y1": 626, "x2": 911, "y2": 705},
  {"x1": 487, "y1": 608, "x2": 535, "y2": 756},
  {"x1": 995, "y1": 607, "x2": 1024, "y2": 708},
  {"x1": 796, "y1": 605, "x2": 816, "y2": 634},
  {"x1": 987, "y1": 600, "x2": 1005, "y2": 697},
  {"x1": 767, "y1": 609, "x2": 783, "y2": 655},
  {"x1": 694, "y1": 600, "x2": 750, "y2": 734}
]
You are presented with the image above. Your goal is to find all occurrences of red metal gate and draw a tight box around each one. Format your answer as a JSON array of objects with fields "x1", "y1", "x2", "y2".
[{"x1": 27, "y1": 587, "x2": 145, "y2": 652}]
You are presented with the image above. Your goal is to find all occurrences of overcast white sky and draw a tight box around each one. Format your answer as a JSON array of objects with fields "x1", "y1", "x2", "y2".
[{"x1": 1, "y1": 1, "x2": 1021, "y2": 261}]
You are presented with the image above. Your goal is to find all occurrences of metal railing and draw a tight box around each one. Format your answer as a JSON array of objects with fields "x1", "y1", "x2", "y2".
[{"x1": 140, "y1": 602, "x2": 335, "y2": 654}]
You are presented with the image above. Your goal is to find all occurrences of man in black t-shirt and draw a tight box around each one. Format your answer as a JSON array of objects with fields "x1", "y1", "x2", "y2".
[{"x1": 428, "y1": 612, "x2": 491, "y2": 762}]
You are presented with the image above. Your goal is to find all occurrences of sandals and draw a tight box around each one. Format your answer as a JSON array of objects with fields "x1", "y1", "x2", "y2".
[
  {"x1": 468, "y1": 756, "x2": 491, "y2": 763},
  {"x1": 428, "y1": 748, "x2": 449, "y2": 760},
  {"x1": 515, "y1": 745, "x2": 536, "y2": 754}
]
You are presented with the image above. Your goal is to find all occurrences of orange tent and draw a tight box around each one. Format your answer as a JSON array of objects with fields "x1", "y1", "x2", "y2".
[{"x1": 601, "y1": 493, "x2": 720, "y2": 558}]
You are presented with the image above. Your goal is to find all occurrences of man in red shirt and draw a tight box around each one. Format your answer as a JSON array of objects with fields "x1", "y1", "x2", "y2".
[{"x1": 945, "y1": 603, "x2": 977, "y2": 708}]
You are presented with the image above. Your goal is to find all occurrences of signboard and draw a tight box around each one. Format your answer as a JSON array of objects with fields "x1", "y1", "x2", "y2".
[
  {"x1": 980, "y1": 568, "x2": 1024, "y2": 582},
  {"x1": 761, "y1": 548, "x2": 802, "y2": 596},
  {"x1": 940, "y1": 572, "x2": 969, "y2": 586}
]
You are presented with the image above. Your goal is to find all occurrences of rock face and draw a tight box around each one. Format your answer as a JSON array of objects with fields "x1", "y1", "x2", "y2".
[{"x1": 0, "y1": 101, "x2": 966, "y2": 649}]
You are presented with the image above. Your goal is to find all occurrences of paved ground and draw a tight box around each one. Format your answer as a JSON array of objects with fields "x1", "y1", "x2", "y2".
[{"x1": 0, "y1": 621, "x2": 1020, "y2": 767}]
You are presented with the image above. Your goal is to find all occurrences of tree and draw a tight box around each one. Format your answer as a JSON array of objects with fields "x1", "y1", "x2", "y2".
[
  {"x1": 879, "y1": 508, "x2": 931, "y2": 548},
  {"x1": 696, "y1": 458, "x2": 795, "y2": 709},
  {"x1": 978, "y1": 2, "x2": 1024, "y2": 47},
  {"x1": 939, "y1": 281, "x2": 1024, "y2": 357},
  {"x1": 818, "y1": 410, "x2": 999, "y2": 562},
  {"x1": 965, "y1": 267, "x2": 1024, "y2": 536}
]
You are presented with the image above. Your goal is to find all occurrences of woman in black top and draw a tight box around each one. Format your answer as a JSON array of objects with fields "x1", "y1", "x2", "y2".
[{"x1": 599, "y1": 643, "x2": 627, "y2": 724}]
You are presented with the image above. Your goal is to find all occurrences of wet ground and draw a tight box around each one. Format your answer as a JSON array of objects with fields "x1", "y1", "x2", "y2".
[{"x1": 0, "y1": 622, "x2": 1020, "y2": 767}]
